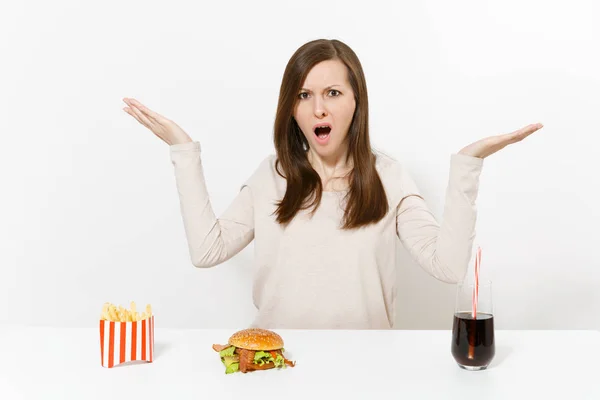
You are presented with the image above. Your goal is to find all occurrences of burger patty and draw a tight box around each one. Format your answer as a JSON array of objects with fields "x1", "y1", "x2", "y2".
[
  {"x1": 238, "y1": 348, "x2": 293, "y2": 373},
  {"x1": 237, "y1": 348, "x2": 255, "y2": 373},
  {"x1": 236, "y1": 348, "x2": 281, "y2": 372}
]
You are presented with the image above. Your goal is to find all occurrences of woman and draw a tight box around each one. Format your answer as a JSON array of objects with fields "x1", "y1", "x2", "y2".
[{"x1": 122, "y1": 39, "x2": 542, "y2": 329}]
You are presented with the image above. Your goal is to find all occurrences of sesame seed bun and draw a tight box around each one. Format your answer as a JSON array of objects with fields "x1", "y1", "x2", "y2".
[{"x1": 228, "y1": 328, "x2": 284, "y2": 351}]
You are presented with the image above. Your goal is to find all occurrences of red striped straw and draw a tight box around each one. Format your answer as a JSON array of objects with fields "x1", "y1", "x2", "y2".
[{"x1": 472, "y1": 247, "x2": 482, "y2": 319}]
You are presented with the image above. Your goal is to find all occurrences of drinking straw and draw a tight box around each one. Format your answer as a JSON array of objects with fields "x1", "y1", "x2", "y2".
[
  {"x1": 472, "y1": 247, "x2": 481, "y2": 319},
  {"x1": 468, "y1": 247, "x2": 482, "y2": 360}
]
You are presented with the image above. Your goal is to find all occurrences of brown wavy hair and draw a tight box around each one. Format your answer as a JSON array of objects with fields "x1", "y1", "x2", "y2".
[{"x1": 273, "y1": 39, "x2": 388, "y2": 229}]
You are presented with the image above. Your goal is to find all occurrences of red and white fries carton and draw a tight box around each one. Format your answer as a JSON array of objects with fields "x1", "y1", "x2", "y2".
[{"x1": 99, "y1": 316, "x2": 155, "y2": 368}]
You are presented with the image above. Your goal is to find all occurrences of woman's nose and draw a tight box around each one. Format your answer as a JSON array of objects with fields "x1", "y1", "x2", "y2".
[{"x1": 313, "y1": 99, "x2": 328, "y2": 117}]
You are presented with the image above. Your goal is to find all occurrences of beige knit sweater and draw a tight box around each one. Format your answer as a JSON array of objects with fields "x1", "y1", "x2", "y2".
[{"x1": 169, "y1": 141, "x2": 484, "y2": 329}]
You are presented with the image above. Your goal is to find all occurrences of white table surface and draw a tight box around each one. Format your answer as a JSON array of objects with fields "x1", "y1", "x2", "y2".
[{"x1": 1, "y1": 325, "x2": 599, "y2": 399}]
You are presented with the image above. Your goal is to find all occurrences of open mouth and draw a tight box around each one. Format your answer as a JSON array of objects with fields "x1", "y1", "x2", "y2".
[{"x1": 314, "y1": 125, "x2": 332, "y2": 140}]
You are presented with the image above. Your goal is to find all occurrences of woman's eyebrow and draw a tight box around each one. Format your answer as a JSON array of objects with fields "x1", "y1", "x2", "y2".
[{"x1": 299, "y1": 84, "x2": 342, "y2": 92}]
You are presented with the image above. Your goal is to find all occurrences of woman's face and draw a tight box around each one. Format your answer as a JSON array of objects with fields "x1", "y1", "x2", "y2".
[{"x1": 293, "y1": 59, "x2": 356, "y2": 160}]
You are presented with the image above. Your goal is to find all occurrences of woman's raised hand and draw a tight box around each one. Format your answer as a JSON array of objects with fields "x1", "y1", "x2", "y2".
[
  {"x1": 458, "y1": 123, "x2": 543, "y2": 159},
  {"x1": 123, "y1": 97, "x2": 193, "y2": 145}
]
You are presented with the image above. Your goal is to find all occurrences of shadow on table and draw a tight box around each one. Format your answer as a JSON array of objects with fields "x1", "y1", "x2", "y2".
[
  {"x1": 113, "y1": 360, "x2": 149, "y2": 368},
  {"x1": 489, "y1": 345, "x2": 512, "y2": 369}
]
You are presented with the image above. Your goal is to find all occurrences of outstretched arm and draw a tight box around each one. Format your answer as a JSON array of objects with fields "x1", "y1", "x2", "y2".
[
  {"x1": 397, "y1": 122, "x2": 543, "y2": 282},
  {"x1": 170, "y1": 141, "x2": 254, "y2": 268},
  {"x1": 396, "y1": 153, "x2": 483, "y2": 283}
]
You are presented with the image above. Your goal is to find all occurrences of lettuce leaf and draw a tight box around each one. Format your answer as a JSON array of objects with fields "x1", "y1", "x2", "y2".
[
  {"x1": 225, "y1": 362, "x2": 239, "y2": 374},
  {"x1": 273, "y1": 354, "x2": 285, "y2": 368},
  {"x1": 253, "y1": 350, "x2": 288, "y2": 368},
  {"x1": 222, "y1": 354, "x2": 240, "y2": 374},
  {"x1": 219, "y1": 346, "x2": 236, "y2": 357},
  {"x1": 253, "y1": 351, "x2": 273, "y2": 364}
]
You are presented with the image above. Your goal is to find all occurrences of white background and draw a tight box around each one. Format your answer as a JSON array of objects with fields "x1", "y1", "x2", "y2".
[{"x1": 1, "y1": 0, "x2": 598, "y2": 330}]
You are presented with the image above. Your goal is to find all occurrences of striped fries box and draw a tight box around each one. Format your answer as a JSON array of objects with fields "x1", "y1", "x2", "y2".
[{"x1": 100, "y1": 316, "x2": 155, "y2": 368}]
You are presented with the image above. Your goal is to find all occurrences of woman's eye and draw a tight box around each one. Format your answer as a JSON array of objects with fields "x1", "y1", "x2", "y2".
[{"x1": 298, "y1": 90, "x2": 339, "y2": 100}]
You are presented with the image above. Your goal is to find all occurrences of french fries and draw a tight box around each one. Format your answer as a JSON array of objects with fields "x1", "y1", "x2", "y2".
[{"x1": 101, "y1": 301, "x2": 152, "y2": 322}]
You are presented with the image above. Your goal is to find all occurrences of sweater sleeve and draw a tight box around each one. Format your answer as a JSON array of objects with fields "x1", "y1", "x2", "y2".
[
  {"x1": 169, "y1": 141, "x2": 255, "y2": 268},
  {"x1": 395, "y1": 153, "x2": 484, "y2": 283}
]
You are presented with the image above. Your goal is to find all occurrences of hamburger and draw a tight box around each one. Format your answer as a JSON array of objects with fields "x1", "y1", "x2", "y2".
[{"x1": 212, "y1": 328, "x2": 296, "y2": 374}]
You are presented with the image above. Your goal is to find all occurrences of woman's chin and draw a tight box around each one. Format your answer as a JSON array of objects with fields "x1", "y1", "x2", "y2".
[{"x1": 310, "y1": 143, "x2": 342, "y2": 158}]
